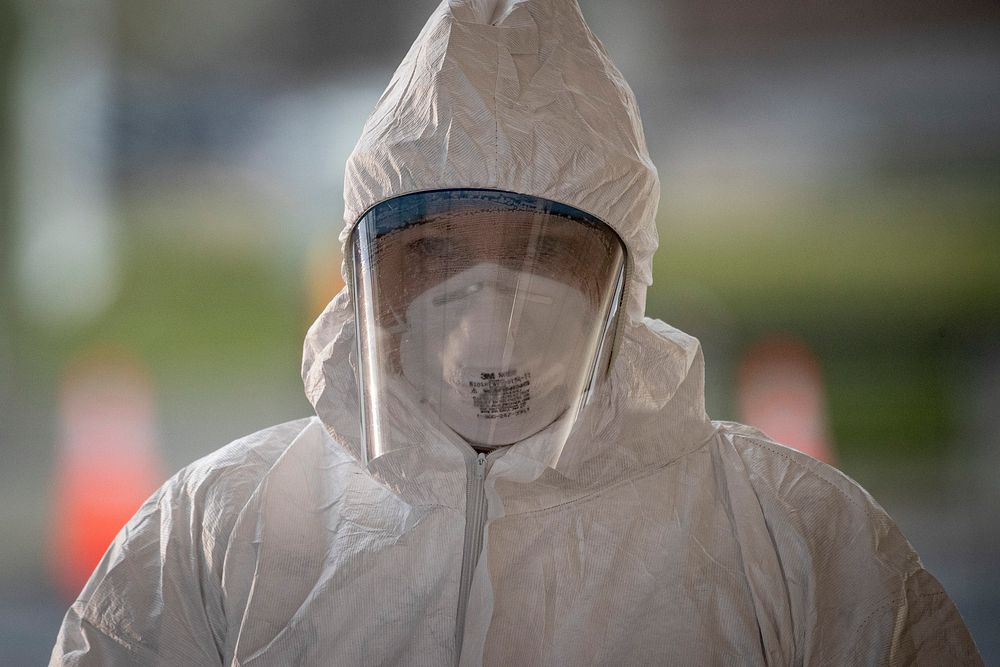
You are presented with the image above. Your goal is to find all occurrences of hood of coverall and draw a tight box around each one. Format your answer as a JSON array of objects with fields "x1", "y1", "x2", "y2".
[{"x1": 302, "y1": 0, "x2": 715, "y2": 489}]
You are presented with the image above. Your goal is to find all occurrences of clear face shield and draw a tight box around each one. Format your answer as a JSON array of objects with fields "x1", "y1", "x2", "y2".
[{"x1": 350, "y1": 190, "x2": 626, "y2": 463}]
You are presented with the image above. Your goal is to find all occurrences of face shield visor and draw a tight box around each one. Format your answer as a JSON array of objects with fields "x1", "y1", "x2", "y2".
[{"x1": 350, "y1": 189, "x2": 626, "y2": 463}]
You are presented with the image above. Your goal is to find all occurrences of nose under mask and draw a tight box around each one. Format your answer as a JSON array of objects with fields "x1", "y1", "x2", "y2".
[{"x1": 398, "y1": 263, "x2": 594, "y2": 446}]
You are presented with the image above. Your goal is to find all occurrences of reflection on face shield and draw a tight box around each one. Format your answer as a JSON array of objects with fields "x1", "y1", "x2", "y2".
[{"x1": 351, "y1": 190, "x2": 626, "y2": 460}]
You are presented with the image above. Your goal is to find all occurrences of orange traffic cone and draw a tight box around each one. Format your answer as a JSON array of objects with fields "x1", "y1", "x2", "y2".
[
  {"x1": 48, "y1": 349, "x2": 164, "y2": 600},
  {"x1": 304, "y1": 231, "x2": 345, "y2": 323},
  {"x1": 737, "y1": 334, "x2": 836, "y2": 464}
]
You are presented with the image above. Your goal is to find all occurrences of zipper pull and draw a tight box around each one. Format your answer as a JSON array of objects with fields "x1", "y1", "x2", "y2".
[{"x1": 476, "y1": 452, "x2": 487, "y2": 480}]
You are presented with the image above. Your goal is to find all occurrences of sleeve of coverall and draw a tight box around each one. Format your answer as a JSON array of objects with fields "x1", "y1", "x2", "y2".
[
  {"x1": 49, "y1": 466, "x2": 228, "y2": 666},
  {"x1": 843, "y1": 566, "x2": 984, "y2": 666},
  {"x1": 729, "y1": 429, "x2": 984, "y2": 665},
  {"x1": 801, "y1": 469, "x2": 986, "y2": 665}
]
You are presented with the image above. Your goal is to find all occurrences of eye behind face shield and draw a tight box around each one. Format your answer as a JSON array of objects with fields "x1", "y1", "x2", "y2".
[{"x1": 350, "y1": 189, "x2": 627, "y2": 463}]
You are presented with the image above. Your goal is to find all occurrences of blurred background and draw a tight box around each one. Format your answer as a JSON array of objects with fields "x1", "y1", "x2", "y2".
[{"x1": 1, "y1": 0, "x2": 998, "y2": 662}]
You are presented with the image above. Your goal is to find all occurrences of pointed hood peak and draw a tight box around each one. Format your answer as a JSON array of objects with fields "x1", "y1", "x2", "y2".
[{"x1": 341, "y1": 0, "x2": 659, "y2": 322}]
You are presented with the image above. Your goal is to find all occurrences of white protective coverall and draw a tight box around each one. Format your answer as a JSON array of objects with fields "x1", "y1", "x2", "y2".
[{"x1": 52, "y1": 0, "x2": 982, "y2": 664}]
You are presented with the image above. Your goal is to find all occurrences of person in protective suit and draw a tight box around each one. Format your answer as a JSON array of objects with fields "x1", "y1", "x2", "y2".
[{"x1": 51, "y1": 0, "x2": 982, "y2": 664}]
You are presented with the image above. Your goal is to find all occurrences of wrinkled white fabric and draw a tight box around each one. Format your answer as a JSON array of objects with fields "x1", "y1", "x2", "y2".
[{"x1": 52, "y1": 0, "x2": 982, "y2": 665}]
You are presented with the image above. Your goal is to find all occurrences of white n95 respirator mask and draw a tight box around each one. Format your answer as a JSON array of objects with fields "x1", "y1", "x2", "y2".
[{"x1": 350, "y1": 189, "x2": 626, "y2": 462}]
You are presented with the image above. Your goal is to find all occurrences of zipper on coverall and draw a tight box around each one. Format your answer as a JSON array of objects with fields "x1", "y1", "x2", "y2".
[{"x1": 455, "y1": 450, "x2": 500, "y2": 658}]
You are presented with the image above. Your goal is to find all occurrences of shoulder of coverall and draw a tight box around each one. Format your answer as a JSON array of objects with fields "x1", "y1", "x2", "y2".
[
  {"x1": 175, "y1": 416, "x2": 315, "y2": 487},
  {"x1": 716, "y1": 422, "x2": 982, "y2": 665},
  {"x1": 65, "y1": 417, "x2": 316, "y2": 657},
  {"x1": 714, "y1": 419, "x2": 922, "y2": 575},
  {"x1": 159, "y1": 416, "x2": 319, "y2": 549},
  {"x1": 181, "y1": 414, "x2": 318, "y2": 490},
  {"x1": 713, "y1": 420, "x2": 983, "y2": 663}
]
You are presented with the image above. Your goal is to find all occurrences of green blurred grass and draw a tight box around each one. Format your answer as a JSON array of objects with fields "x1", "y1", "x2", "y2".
[
  {"x1": 11, "y1": 228, "x2": 307, "y2": 391},
  {"x1": 655, "y1": 193, "x2": 1000, "y2": 334},
  {"x1": 651, "y1": 184, "x2": 1000, "y2": 462}
]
